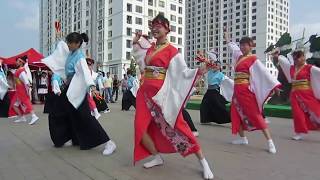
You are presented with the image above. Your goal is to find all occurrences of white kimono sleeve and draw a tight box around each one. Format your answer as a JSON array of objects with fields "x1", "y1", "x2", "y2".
[
  {"x1": 67, "y1": 58, "x2": 95, "y2": 109},
  {"x1": 220, "y1": 75, "x2": 234, "y2": 102},
  {"x1": 19, "y1": 71, "x2": 31, "y2": 95},
  {"x1": 131, "y1": 37, "x2": 152, "y2": 72},
  {"x1": 97, "y1": 78, "x2": 104, "y2": 90},
  {"x1": 91, "y1": 71, "x2": 98, "y2": 81},
  {"x1": 249, "y1": 60, "x2": 280, "y2": 111},
  {"x1": 227, "y1": 42, "x2": 243, "y2": 68},
  {"x1": 42, "y1": 41, "x2": 70, "y2": 80},
  {"x1": 278, "y1": 55, "x2": 293, "y2": 83},
  {"x1": 311, "y1": 66, "x2": 320, "y2": 100},
  {"x1": 130, "y1": 77, "x2": 140, "y2": 98},
  {"x1": 0, "y1": 73, "x2": 9, "y2": 100},
  {"x1": 152, "y1": 53, "x2": 198, "y2": 128},
  {"x1": 52, "y1": 80, "x2": 61, "y2": 95},
  {"x1": 23, "y1": 63, "x2": 33, "y2": 83},
  {"x1": 19, "y1": 71, "x2": 30, "y2": 86}
]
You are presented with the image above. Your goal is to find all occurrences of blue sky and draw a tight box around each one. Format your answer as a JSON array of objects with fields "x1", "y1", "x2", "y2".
[{"x1": 0, "y1": 0, "x2": 319, "y2": 57}]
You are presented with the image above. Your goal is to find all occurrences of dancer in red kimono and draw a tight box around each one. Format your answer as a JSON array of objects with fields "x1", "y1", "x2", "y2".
[
  {"x1": 272, "y1": 50, "x2": 320, "y2": 140},
  {"x1": 132, "y1": 14, "x2": 214, "y2": 179},
  {"x1": 11, "y1": 55, "x2": 39, "y2": 125},
  {"x1": 224, "y1": 30, "x2": 280, "y2": 154}
]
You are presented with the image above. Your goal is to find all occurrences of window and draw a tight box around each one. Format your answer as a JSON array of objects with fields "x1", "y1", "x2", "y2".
[
  {"x1": 178, "y1": 27, "x2": 182, "y2": 34},
  {"x1": 126, "y1": 40, "x2": 132, "y2": 48},
  {"x1": 126, "y1": 52, "x2": 131, "y2": 60},
  {"x1": 148, "y1": 9, "x2": 153, "y2": 17},
  {"x1": 178, "y1": 17, "x2": 183, "y2": 24},
  {"x1": 109, "y1": 66, "x2": 117, "y2": 75},
  {"x1": 98, "y1": 53, "x2": 102, "y2": 62},
  {"x1": 98, "y1": 31, "x2": 103, "y2": 41},
  {"x1": 127, "y1": 15, "x2": 132, "y2": 24},
  {"x1": 126, "y1": 27, "x2": 132, "y2": 36},
  {"x1": 108, "y1": 8, "x2": 112, "y2": 15},
  {"x1": 178, "y1": 7, "x2": 182, "y2": 14},
  {"x1": 170, "y1": 36, "x2": 176, "y2": 43},
  {"x1": 170, "y1": 15, "x2": 176, "y2": 22},
  {"x1": 171, "y1": 25, "x2": 176, "y2": 32},
  {"x1": 108, "y1": 53, "x2": 112, "y2": 60},
  {"x1": 108, "y1": 42, "x2": 112, "y2": 49},
  {"x1": 136, "y1": 5, "x2": 142, "y2": 13},
  {"x1": 108, "y1": 19, "x2": 112, "y2": 26},
  {"x1": 159, "y1": 0, "x2": 165, "y2": 7},
  {"x1": 108, "y1": 30, "x2": 112, "y2": 37},
  {"x1": 178, "y1": 38, "x2": 182, "y2": 45},
  {"x1": 170, "y1": 4, "x2": 176, "y2": 11},
  {"x1": 148, "y1": 0, "x2": 153, "y2": 6},
  {"x1": 135, "y1": 17, "x2": 142, "y2": 25},
  {"x1": 127, "y1": 4, "x2": 132, "y2": 12}
]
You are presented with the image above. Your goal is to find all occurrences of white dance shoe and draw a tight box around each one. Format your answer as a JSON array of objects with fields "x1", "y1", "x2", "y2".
[
  {"x1": 102, "y1": 140, "x2": 116, "y2": 156},
  {"x1": 29, "y1": 114, "x2": 39, "y2": 125},
  {"x1": 267, "y1": 139, "x2": 277, "y2": 154},
  {"x1": 143, "y1": 154, "x2": 164, "y2": 168},
  {"x1": 231, "y1": 137, "x2": 249, "y2": 145}
]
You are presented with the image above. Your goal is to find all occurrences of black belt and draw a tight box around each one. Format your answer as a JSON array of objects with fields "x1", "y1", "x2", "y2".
[{"x1": 208, "y1": 84, "x2": 219, "y2": 90}]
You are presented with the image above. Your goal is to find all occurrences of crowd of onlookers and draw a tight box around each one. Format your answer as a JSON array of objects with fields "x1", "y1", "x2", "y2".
[
  {"x1": 2, "y1": 67, "x2": 133, "y2": 105},
  {"x1": 96, "y1": 71, "x2": 131, "y2": 103}
]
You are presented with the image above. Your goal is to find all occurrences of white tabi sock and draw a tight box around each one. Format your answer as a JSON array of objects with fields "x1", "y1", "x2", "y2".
[{"x1": 200, "y1": 158, "x2": 214, "y2": 179}]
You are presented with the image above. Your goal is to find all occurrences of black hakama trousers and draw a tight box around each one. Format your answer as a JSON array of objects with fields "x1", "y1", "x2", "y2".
[
  {"x1": 43, "y1": 92, "x2": 55, "y2": 114},
  {"x1": 48, "y1": 91, "x2": 110, "y2": 150},
  {"x1": 182, "y1": 109, "x2": 198, "y2": 132},
  {"x1": 0, "y1": 93, "x2": 10, "y2": 117},
  {"x1": 121, "y1": 90, "x2": 136, "y2": 111},
  {"x1": 200, "y1": 89, "x2": 231, "y2": 124}
]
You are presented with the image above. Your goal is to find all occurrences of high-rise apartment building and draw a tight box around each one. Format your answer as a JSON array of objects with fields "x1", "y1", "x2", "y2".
[
  {"x1": 40, "y1": 0, "x2": 185, "y2": 77},
  {"x1": 185, "y1": 0, "x2": 289, "y2": 77}
]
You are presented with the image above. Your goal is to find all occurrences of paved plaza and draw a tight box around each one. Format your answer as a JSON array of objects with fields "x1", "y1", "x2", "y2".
[{"x1": 0, "y1": 102, "x2": 319, "y2": 180}]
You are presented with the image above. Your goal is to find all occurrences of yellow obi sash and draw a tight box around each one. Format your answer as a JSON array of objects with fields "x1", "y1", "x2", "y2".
[
  {"x1": 292, "y1": 79, "x2": 311, "y2": 90},
  {"x1": 234, "y1": 72, "x2": 250, "y2": 84},
  {"x1": 15, "y1": 77, "x2": 22, "y2": 85},
  {"x1": 144, "y1": 67, "x2": 167, "y2": 80}
]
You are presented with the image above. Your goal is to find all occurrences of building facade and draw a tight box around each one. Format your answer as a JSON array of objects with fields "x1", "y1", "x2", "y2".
[
  {"x1": 40, "y1": 0, "x2": 185, "y2": 78},
  {"x1": 185, "y1": 0, "x2": 289, "y2": 77}
]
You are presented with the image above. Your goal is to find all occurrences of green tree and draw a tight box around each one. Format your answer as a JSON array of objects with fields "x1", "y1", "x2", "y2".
[{"x1": 129, "y1": 58, "x2": 136, "y2": 76}]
